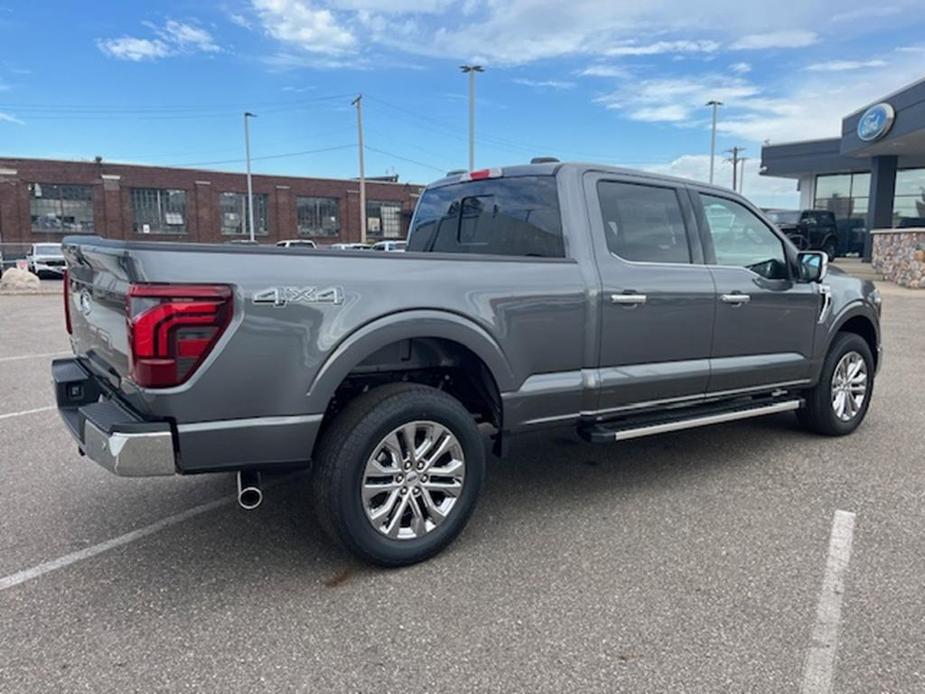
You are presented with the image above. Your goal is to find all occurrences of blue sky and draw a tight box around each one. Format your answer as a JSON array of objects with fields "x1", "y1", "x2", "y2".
[{"x1": 1, "y1": 1, "x2": 924, "y2": 206}]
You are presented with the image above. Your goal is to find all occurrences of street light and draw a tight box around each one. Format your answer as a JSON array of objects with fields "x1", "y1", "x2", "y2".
[
  {"x1": 460, "y1": 65, "x2": 484, "y2": 171},
  {"x1": 243, "y1": 112, "x2": 257, "y2": 242},
  {"x1": 706, "y1": 100, "x2": 722, "y2": 184}
]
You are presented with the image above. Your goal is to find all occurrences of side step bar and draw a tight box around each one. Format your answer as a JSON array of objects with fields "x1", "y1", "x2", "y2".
[{"x1": 581, "y1": 399, "x2": 802, "y2": 444}]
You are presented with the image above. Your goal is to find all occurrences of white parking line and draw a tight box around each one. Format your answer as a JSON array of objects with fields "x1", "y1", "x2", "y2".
[
  {"x1": 0, "y1": 352, "x2": 69, "y2": 364},
  {"x1": 0, "y1": 495, "x2": 234, "y2": 592},
  {"x1": 799, "y1": 509, "x2": 857, "y2": 694},
  {"x1": 0, "y1": 405, "x2": 56, "y2": 421}
]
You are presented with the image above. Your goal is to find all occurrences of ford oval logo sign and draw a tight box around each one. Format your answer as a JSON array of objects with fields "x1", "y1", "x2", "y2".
[{"x1": 857, "y1": 102, "x2": 895, "y2": 142}]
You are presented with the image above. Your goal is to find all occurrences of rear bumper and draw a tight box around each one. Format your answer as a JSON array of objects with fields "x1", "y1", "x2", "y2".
[{"x1": 53, "y1": 358, "x2": 176, "y2": 477}]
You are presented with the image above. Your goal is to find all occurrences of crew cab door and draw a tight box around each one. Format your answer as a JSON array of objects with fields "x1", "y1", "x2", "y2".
[
  {"x1": 584, "y1": 173, "x2": 715, "y2": 413},
  {"x1": 692, "y1": 190, "x2": 819, "y2": 393}
]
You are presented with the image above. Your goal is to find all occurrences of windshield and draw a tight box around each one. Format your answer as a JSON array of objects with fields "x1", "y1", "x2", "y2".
[
  {"x1": 34, "y1": 244, "x2": 62, "y2": 255},
  {"x1": 766, "y1": 210, "x2": 801, "y2": 225}
]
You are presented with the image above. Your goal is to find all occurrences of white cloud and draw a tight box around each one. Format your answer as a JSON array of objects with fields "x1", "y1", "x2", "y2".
[
  {"x1": 229, "y1": 13, "x2": 253, "y2": 29},
  {"x1": 731, "y1": 31, "x2": 817, "y2": 50},
  {"x1": 578, "y1": 64, "x2": 630, "y2": 78},
  {"x1": 252, "y1": 0, "x2": 355, "y2": 55},
  {"x1": 597, "y1": 75, "x2": 760, "y2": 123},
  {"x1": 512, "y1": 78, "x2": 575, "y2": 89},
  {"x1": 0, "y1": 111, "x2": 24, "y2": 125},
  {"x1": 806, "y1": 59, "x2": 887, "y2": 72},
  {"x1": 98, "y1": 20, "x2": 220, "y2": 61},
  {"x1": 97, "y1": 37, "x2": 171, "y2": 61},
  {"x1": 831, "y1": 6, "x2": 900, "y2": 22},
  {"x1": 631, "y1": 105, "x2": 690, "y2": 122},
  {"x1": 603, "y1": 40, "x2": 720, "y2": 56},
  {"x1": 730, "y1": 62, "x2": 751, "y2": 74}
]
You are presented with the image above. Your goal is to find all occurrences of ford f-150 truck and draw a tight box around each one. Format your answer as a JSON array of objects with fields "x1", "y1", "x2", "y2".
[{"x1": 53, "y1": 162, "x2": 882, "y2": 566}]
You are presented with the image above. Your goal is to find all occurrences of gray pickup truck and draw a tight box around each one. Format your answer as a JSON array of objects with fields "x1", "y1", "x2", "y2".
[{"x1": 53, "y1": 162, "x2": 882, "y2": 566}]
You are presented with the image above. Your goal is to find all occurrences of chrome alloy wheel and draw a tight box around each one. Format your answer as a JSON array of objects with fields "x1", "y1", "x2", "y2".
[
  {"x1": 831, "y1": 351, "x2": 868, "y2": 422},
  {"x1": 361, "y1": 421, "x2": 466, "y2": 540}
]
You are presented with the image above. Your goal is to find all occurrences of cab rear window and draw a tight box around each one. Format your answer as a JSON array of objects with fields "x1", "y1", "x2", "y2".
[{"x1": 407, "y1": 176, "x2": 564, "y2": 258}]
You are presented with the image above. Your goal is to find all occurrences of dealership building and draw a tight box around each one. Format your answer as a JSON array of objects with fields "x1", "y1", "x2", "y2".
[
  {"x1": 761, "y1": 77, "x2": 925, "y2": 286},
  {"x1": 0, "y1": 157, "x2": 424, "y2": 250}
]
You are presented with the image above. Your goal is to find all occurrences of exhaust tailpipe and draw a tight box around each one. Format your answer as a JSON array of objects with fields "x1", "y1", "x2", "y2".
[{"x1": 237, "y1": 470, "x2": 263, "y2": 510}]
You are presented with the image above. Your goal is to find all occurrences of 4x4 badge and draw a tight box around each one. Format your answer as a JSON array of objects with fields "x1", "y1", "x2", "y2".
[{"x1": 252, "y1": 286, "x2": 344, "y2": 307}]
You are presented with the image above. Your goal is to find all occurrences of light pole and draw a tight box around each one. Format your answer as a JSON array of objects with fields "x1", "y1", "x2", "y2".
[
  {"x1": 706, "y1": 100, "x2": 722, "y2": 184},
  {"x1": 352, "y1": 95, "x2": 367, "y2": 244},
  {"x1": 460, "y1": 65, "x2": 484, "y2": 171},
  {"x1": 243, "y1": 112, "x2": 257, "y2": 242}
]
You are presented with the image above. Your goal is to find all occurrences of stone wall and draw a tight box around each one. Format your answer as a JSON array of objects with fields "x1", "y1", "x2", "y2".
[{"x1": 871, "y1": 229, "x2": 925, "y2": 288}]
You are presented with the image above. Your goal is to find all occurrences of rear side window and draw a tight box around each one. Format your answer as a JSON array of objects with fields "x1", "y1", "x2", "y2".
[
  {"x1": 596, "y1": 181, "x2": 691, "y2": 264},
  {"x1": 407, "y1": 177, "x2": 564, "y2": 258}
]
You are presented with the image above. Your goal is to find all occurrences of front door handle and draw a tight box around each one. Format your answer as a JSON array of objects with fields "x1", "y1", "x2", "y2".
[
  {"x1": 610, "y1": 293, "x2": 647, "y2": 306},
  {"x1": 721, "y1": 293, "x2": 751, "y2": 305}
]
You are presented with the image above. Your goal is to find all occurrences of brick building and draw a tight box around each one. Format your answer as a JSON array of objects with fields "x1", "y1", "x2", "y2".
[{"x1": 0, "y1": 157, "x2": 424, "y2": 249}]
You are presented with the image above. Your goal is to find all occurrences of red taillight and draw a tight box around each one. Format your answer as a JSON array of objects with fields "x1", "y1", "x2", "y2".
[
  {"x1": 126, "y1": 284, "x2": 232, "y2": 388},
  {"x1": 63, "y1": 269, "x2": 72, "y2": 335}
]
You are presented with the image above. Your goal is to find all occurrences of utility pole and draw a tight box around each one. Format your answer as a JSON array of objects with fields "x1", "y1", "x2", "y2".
[
  {"x1": 725, "y1": 146, "x2": 745, "y2": 192},
  {"x1": 352, "y1": 95, "x2": 367, "y2": 244},
  {"x1": 460, "y1": 65, "x2": 484, "y2": 170},
  {"x1": 243, "y1": 112, "x2": 257, "y2": 242},
  {"x1": 706, "y1": 100, "x2": 722, "y2": 184}
]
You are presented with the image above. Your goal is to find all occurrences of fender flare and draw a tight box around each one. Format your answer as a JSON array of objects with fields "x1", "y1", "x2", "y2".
[
  {"x1": 820, "y1": 301, "x2": 880, "y2": 361},
  {"x1": 305, "y1": 309, "x2": 517, "y2": 413}
]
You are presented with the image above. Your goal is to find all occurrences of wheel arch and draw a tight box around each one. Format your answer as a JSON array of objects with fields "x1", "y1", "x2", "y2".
[
  {"x1": 827, "y1": 305, "x2": 880, "y2": 369},
  {"x1": 306, "y1": 309, "x2": 515, "y2": 422}
]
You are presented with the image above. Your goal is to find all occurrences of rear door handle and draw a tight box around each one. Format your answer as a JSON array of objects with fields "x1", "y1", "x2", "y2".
[
  {"x1": 610, "y1": 293, "x2": 647, "y2": 306},
  {"x1": 721, "y1": 293, "x2": 751, "y2": 305}
]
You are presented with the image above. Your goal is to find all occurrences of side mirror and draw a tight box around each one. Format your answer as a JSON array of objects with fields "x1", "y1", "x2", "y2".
[{"x1": 798, "y1": 250, "x2": 828, "y2": 283}]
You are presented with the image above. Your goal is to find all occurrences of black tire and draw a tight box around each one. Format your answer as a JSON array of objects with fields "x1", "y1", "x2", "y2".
[
  {"x1": 797, "y1": 333, "x2": 874, "y2": 436},
  {"x1": 822, "y1": 239, "x2": 837, "y2": 262},
  {"x1": 311, "y1": 383, "x2": 485, "y2": 567}
]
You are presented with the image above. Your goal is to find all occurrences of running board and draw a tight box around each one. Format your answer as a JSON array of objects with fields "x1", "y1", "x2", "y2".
[{"x1": 581, "y1": 399, "x2": 802, "y2": 443}]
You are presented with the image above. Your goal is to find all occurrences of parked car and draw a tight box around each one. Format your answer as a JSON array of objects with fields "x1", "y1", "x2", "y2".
[
  {"x1": 53, "y1": 161, "x2": 882, "y2": 567},
  {"x1": 27, "y1": 242, "x2": 66, "y2": 278},
  {"x1": 766, "y1": 210, "x2": 840, "y2": 260},
  {"x1": 328, "y1": 243, "x2": 372, "y2": 250},
  {"x1": 372, "y1": 240, "x2": 407, "y2": 252},
  {"x1": 276, "y1": 239, "x2": 317, "y2": 249}
]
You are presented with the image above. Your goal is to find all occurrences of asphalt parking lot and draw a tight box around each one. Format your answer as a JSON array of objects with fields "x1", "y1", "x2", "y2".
[{"x1": 1, "y1": 287, "x2": 923, "y2": 693}]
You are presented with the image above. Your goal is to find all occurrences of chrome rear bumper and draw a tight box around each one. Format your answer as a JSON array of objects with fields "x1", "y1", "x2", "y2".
[{"x1": 53, "y1": 358, "x2": 176, "y2": 477}]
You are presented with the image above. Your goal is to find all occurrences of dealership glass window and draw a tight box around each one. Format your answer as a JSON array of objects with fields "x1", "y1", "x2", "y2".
[
  {"x1": 131, "y1": 188, "x2": 187, "y2": 234},
  {"x1": 29, "y1": 183, "x2": 95, "y2": 232},
  {"x1": 219, "y1": 192, "x2": 269, "y2": 235},
  {"x1": 366, "y1": 201, "x2": 403, "y2": 238},
  {"x1": 892, "y1": 168, "x2": 925, "y2": 226},
  {"x1": 813, "y1": 172, "x2": 870, "y2": 231},
  {"x1": 296, "y1": 196, "x2": 340, "y2": 236}
]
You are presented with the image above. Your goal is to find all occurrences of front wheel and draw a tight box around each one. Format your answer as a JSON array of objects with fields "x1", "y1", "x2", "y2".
[
  {"x1": 798, "y1": 333, "x2": 874, "y2": 436},
  {"x1": 311, "y1": 383, "x2": 486, "y2": 567},
  {"x1": 822, "y1": 239, "x2": 838, "y2": 262}
]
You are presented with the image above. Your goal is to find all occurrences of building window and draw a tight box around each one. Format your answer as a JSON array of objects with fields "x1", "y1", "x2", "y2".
[
  {"x1": 219, "y1": 192, "x2": 269, "y2": 235},
  {"x1": 892, "y1": 168, "x2": 925, "y2": 227},
  {"x1": 813, "y1": 172, "x2": 869, "y2": 233},
  {"x1": 296, "y1": 196, "x2": 340, "y2": 236},
  {"x1": 131, "y1": 188, "x2": 188, "y2": 234},
  {"x1": 29, "y1": 183, "x2": 95, "y2": 232},
  {"x1": 366, "y1": 201, "x2": 403, "y2": 238}
]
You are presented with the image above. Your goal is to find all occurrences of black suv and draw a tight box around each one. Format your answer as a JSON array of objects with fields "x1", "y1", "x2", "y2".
[{"x1": 766, "y1": 210, "x2": 839, "y2": 261}]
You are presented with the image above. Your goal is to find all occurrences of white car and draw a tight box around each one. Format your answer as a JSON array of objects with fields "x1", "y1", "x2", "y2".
[
  {"x1": 27, "y1": 243, "x2": 66, "y2": 278},
  {"x1": 328, "y1": 243, "x2": 372, "y2": 250},
  {"x1": 276, "y1": 239, "x2": 317, "y2": 249},
  {"x1": 371, "y1": 240, "x2": 407, "y2": 252}
]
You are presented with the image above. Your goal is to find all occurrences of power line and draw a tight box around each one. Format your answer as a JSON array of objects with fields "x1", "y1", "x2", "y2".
[
  {"x1": 363, "y1": 145, "x2": 446, "y2": 173},
  {"x1": 176, "y1": 144, "x2": 356, "y2": 168}
]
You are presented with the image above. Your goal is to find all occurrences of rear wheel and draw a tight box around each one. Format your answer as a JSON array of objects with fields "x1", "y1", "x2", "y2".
[
  {"x1": 798, "y1": 333, "x2": 874, "y2": 436},
  {"x1": 311, "y1": 383, "x2": 485, "y2": 566},
  {"x1": 822, "y1": 238, "x2": 838, "y2": 262}
]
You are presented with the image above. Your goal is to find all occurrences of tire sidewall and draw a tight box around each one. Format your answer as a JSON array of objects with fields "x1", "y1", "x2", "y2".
[
  {"x1": 335, "y1": 390, "x2": 485, "y2": 565},
  {"x1": 815, "y1": 334, "x2": 874, "y2": 435}
]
